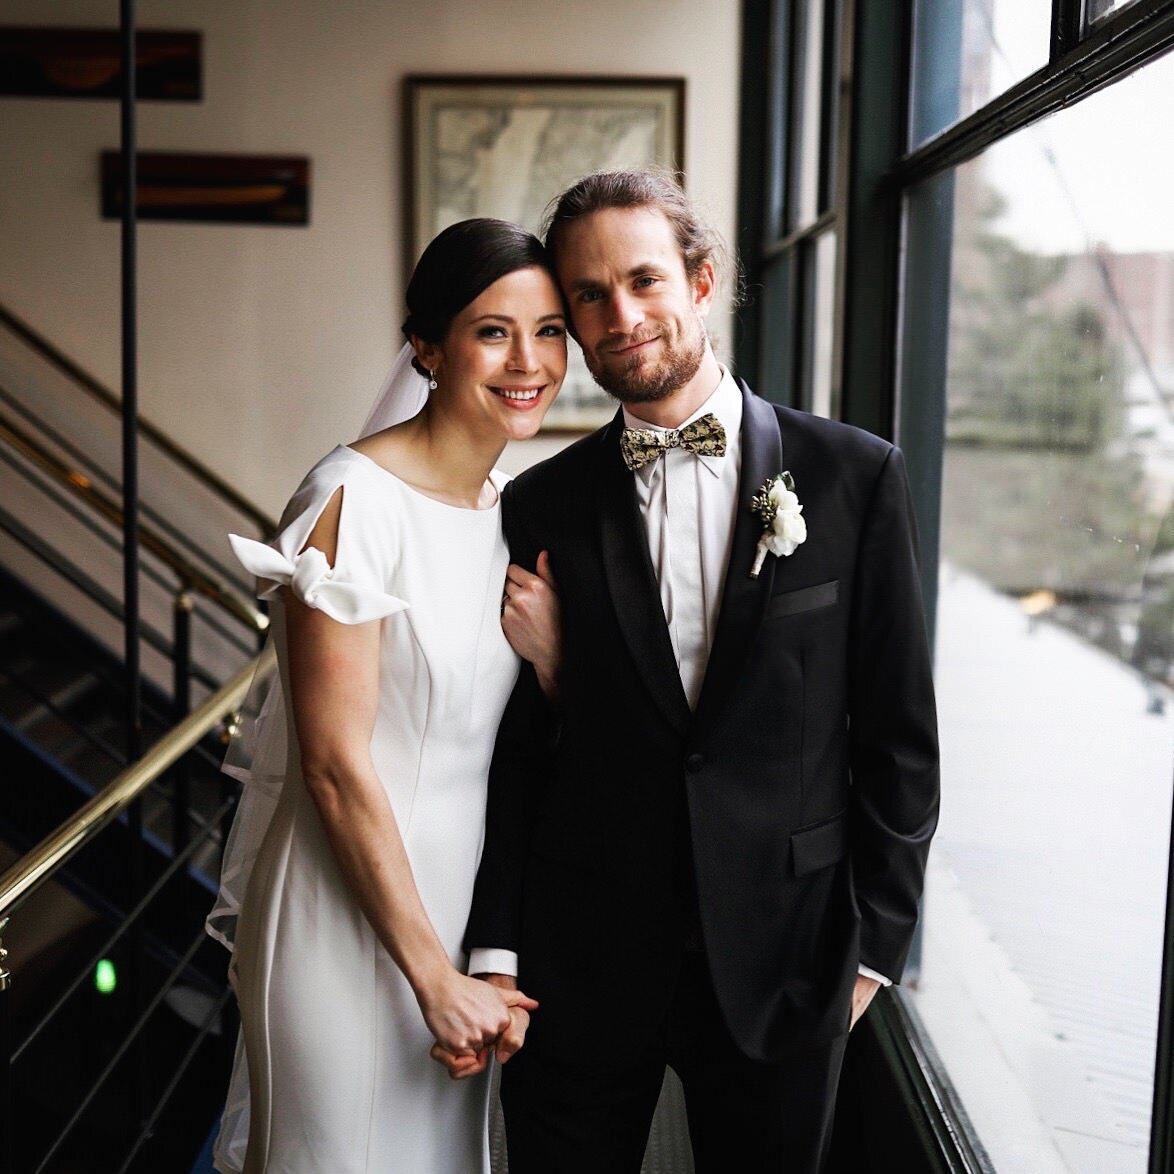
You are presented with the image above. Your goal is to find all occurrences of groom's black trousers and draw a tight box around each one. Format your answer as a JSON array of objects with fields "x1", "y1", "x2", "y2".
[{"x1": 499, "y1": 950, "x2": 848, "y2": 1174}]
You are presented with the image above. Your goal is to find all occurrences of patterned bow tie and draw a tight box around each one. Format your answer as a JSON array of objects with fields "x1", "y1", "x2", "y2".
[{"x1": 620, "y1": 413, "x2": 727, "y2": 472}]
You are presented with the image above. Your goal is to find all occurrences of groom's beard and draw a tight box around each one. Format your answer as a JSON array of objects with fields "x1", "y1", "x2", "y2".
[{"x1": 582, "y1": 315, "x2": 707, "y2": 405}]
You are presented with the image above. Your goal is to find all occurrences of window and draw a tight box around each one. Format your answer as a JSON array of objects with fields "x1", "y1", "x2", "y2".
[
  {"x1": 911, "y1": 1, "x2": 1052, "y2": 144},
  {"x1": 744, "y1": 0, "x2": 842, "y2": 415},
  {"x1": 900, "y1": 36, "x2": 1174, "y2": 1174},
  {"x1": 740, "y1": 0, "x2": 1174, "y2": 1166}
]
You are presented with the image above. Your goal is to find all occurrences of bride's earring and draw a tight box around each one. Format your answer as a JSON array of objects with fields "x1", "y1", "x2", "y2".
[{"x1": 428, "y1": 369, "x2": 438, "y2": 391}]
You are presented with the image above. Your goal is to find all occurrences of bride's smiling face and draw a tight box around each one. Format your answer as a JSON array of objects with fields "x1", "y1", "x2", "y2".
[{"x1": 420, "y1": 266, "x2": 567, "y2": 442}]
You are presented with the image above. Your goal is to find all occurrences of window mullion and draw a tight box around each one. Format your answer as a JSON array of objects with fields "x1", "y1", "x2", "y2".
[{"x1": 1052, "y1": 0, "x2": 1088, "y2": 58}]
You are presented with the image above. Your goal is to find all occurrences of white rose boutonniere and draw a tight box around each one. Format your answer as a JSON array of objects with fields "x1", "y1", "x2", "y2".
[{"x1": 749, "y1": 472, "x2": 807, "y2": 578}]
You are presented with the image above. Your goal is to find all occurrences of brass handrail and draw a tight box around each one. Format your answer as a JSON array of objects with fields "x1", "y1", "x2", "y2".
[
  {"x1": 0, "y1": 409, "x2": 268, "y2": 634},
  {"x1": 0, "y1": 300, "x2": 277, "y2": 536},
  {"x1": 0, "y1": 644, "x2": 276, "y2": 922}
]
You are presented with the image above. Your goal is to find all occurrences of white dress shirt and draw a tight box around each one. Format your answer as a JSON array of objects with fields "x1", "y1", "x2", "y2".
[
  {"x1": 625, "y1": 369, "x2": 743, "y2": 709},
  {"x1": 469, "y1": 368, "x2": 890, "y2": 987}
]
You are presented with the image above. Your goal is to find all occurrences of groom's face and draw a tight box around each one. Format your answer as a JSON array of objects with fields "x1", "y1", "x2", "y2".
[{"x1": 555, "y1": 206, "x2": 715, "y2": 404}]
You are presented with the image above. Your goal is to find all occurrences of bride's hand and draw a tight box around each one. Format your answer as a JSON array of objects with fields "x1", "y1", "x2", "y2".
[
  {"x1": 427, "y1": 982, "x2": 538, "y2": 1080},
  {"x1": 419, "y1": 973, "x2": 538, "y2": 1066},
  {"x1": 501, "y1": 551, "x2": 562, "y2": 700},
  {"x1": 429, "y1": 1003, "x2": 533, "y2": 1080}
]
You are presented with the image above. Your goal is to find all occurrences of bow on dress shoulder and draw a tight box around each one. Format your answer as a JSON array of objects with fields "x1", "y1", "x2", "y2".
[{"x1": 229, "y1": 535, "x2": 408, "y2": 625}]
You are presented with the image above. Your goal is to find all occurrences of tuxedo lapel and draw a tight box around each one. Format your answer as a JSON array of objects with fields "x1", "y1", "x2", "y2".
[
  {"x1": 596, "y1": 413, "x2": 692, "y2": 737},
  {"x1": 693, "y1": 384, "x2": 783, "y2": 733}
]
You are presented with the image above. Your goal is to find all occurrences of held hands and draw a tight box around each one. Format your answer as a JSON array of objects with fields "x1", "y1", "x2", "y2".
[
  {"x1": 425, "y1": 973, "x2": 537, "y2": 1080},
  {"x1": 501, "y1": 551, "x2": 562, "y2": 700}
]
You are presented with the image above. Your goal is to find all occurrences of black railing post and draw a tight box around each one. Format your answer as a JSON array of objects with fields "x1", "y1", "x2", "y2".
[
  {"x1": 119, "y1": 1, "x2": 149, "y2": 1151},
  {"x1": 172, "y1": 591, "x2": 193, "y2": 860},
  {"x1": 217, "y1": 702, "x2": 243, "y2": 1054},
  {"x1": 0, "y1": 919, "x2": 11, "y2": 1174},
  {"x1": 120, "y1": 0, "x2": 140, "y2": 765}
]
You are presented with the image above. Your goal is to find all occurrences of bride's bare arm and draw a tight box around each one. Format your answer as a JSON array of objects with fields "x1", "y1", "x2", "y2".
[{"x1": 284, "y1": 492, "x2": 536, "y2": 1057}]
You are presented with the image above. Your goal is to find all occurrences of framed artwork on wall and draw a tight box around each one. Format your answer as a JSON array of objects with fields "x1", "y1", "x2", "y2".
[
  {"x1": 100, "y1": 151, "x2": 310, "y2": 226},
  {"x1": 404, "y1": 75, "x2": 685, "y2": 431},
  {"x1": 0, "y1": 27, "x2": 201, "y2": 101}
]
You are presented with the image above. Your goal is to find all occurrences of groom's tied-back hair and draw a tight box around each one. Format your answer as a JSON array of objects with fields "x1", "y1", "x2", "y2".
[
  {"x1": 541, "y1": 168, "x2": 736, "y2": 294},
  {"x1": 402, "y1": 217, "x2": 552, "y2": 376}
]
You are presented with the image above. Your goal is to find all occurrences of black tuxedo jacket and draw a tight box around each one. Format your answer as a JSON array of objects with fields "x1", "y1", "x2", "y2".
[{"x1": 465, "y1": 382, "x2": 939, "y2": 1064}]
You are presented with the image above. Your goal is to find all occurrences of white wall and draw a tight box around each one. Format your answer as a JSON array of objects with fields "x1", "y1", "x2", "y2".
[{"x1": 0, "y1": 1, "x2": 741, "y2": 514}]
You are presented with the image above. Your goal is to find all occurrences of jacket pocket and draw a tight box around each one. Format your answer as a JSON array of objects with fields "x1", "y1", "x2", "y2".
[
  {"x1": 767, "y1": 579, "x2": 839, "y2": 619},
  {"x1": 790, "y1": 812, "x2": 847, "y2": 877}
]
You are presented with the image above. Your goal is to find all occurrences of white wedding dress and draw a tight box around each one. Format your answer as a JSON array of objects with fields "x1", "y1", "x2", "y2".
[{"x1": 210, "y1": 445, "x2": 519, "y2": 1173}]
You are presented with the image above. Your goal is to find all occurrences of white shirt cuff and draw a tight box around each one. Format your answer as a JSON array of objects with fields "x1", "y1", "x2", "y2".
[
  {"x1": 467, "y1": 948, "x2": 518, "y2": 977},
  {"x1": 470, "y1": 951, "x2": 887, "y2": 987}
]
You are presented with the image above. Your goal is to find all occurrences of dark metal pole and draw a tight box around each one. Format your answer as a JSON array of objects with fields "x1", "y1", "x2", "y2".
[
  {"x1": 172, "y1": 593, "x2": 193, "y2": 860},
  {"x1": 0, "y1": 920, "x2": 11, "y2": 1174},
  {"x1": 120, "y1": 0, "x2": 140, "y2": 766},
  {"x1": 119, "y1": 3, "x2": 149, "y2": 1152}
]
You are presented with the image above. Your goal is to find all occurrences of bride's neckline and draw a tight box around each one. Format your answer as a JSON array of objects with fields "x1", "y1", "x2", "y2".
[{"x1": 340, "y1": 445, "x2": 501, "y2": 512}]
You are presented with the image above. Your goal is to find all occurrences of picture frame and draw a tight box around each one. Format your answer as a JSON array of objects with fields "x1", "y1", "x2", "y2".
[
  {"x1": 404, "y1": 75, "x2": 685, "y2": 431},
  {"x1": 100, "y1": 151, "x2": 310, "y2": 226},
  {"x1": 0, "y1": 27, "x2": 201, "y2": 101}
]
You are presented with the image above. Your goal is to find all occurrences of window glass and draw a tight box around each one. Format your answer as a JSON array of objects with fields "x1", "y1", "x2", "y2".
[
  {"x1": 808, "y1": 231, "x2": 837, "y2": 417},
  {"x1": 902, "y1": 51, "x2": 1174, "y2": 1173},
  {"x1": 757, "y1": 253, "x2": 797, "y2": 405},
  {"x1": 791, "y1": 0, "x2": 826, "y2": 229},
  {"x1": 1089, "y1": 0, "x2": 1144, "y2": 21},
  {"x1": 911, "y1": 0, "x2": 1052, "y2": 145},
  {"x1": 765, "y1": 0, "x2": 792, "y2": 240}
]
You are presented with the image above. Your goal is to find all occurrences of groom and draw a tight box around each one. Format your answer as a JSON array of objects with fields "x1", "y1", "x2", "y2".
[{"x1": 463, "y1": 170, "x2": 940, "y2": 1172}]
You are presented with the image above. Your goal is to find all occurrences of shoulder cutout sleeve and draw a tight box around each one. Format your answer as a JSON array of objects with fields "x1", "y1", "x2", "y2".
[{"x1": 228, "y1": 453, "x2": 408, "y2": 625}]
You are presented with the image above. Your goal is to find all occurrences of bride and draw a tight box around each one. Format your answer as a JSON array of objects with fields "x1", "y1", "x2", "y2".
[{"x1": 206, "y1": 218, "x2": 566, "y2": 1172}]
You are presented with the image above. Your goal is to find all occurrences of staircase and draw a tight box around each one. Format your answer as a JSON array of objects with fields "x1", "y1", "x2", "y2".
[
  {"x1": 0, "y1": 302, "x2": 273, "y2": 1172},
  {"x1": 0, "y1": 566, "x2": 230, "y2": 883}
]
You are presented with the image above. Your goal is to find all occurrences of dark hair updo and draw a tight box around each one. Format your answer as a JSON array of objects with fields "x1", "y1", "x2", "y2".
[{"x1": 401, "y1": 218, "x2": 553, "y2": 377}]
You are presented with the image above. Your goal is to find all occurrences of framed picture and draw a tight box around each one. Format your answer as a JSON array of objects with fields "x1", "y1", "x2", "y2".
[
  {"x1": 405, "y1": 75, "x2": 685, "y2": 431},
  {"x1": 101, "y1": 151, "x2": 310, "y2": 226},
  {"x1": 0, "y1": 27, "x2": 201, "y2": 101}
]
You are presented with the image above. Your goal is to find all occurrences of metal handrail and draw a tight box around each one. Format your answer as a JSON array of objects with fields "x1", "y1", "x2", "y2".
[
  {"x1": 0, "y1": 409, "x2": 268, "y2": 635},
  {"x1": 0, "y1": 503, "x2": 225, "y2": 691},
  {"x1": 0, "y1": 644, "x2": 275, "y2": 922},
  {"x1": 0, "y1": 378, "x2": 256, "y2": 591},
  {"x1": 0, "y1": 300, "x2": 277, "y2": 536}
]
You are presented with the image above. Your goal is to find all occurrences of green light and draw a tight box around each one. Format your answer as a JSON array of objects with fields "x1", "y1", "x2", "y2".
[{"x1": 94, "y1": 958, "x2": 117, "y2": 995}]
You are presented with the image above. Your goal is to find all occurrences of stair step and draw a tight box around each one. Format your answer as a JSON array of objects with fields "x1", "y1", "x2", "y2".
[
  {"x1": 2, "y1": 650, "x2": 100, "y2": 703},
  {"x1": 3, "y1": 669, "x2": 104, "y2": 736},
  {"x1": 0, "y1": 610, "x2": 24, "y2": 644},
  {"x1": 48, "y1": 731, "x2": 125, "y2": 784}
]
